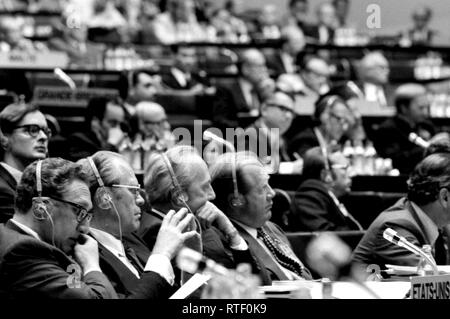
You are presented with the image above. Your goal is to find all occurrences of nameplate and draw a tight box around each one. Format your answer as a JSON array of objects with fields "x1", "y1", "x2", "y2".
[
  {"x1": 0, "y1": 51, "x2": 69, "y2": 68},
  {"x1": 410, "y1": 274, "x2": 450, "y2": 299},
  {"x1": 33, "y1": 86, "x2": 119, "y2": 107}
]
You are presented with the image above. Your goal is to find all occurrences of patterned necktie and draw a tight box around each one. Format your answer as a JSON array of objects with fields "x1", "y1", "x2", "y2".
[
  {"x1": 434, "y1": 230, "x2": 448, "y2": 265},
  {"x1": 124, "y1": 245, "x2": 144, "y2": 274},
  {"x1": 257, "y1": 227, "x2": 306, "y2": 278}
]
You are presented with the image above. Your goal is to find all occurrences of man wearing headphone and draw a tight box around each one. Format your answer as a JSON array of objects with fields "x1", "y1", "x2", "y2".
[
  {"x1": 77, "y1": 151, "x2": 196, "y2": 299},
  {"x1": 289, "y1": 146, "x2": 363, "y2": 231},
  {"x1": 0, "y1": 158, "x2": 117, "y2": 298},
  {"x1": 210, "y1": 151, "x2": 313, "y2": 283},
  {"x1": 140, "y1": 145, "x2": 258, "y2": 286}
]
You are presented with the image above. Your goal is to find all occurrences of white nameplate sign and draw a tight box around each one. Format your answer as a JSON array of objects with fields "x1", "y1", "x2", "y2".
[
  {"x1": 410, "y1": 274, "x2": 450, "y2": 299},
  {"x1": 0, "y1": 52, "x2": 69, "y2": 69}
]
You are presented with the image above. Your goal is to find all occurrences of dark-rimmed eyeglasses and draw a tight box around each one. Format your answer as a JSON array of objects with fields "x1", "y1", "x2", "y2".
[
  {"x1": 13, "y1": 125, "x2": 52, "y2": 138},
  {"x1": 48, "y1": 196, "x2": 92, "y2": 223}
]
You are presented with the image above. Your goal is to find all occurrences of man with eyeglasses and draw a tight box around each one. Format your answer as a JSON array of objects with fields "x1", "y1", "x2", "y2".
[
  {"x1": 68, "y1": 97, "x2": 129, "y2": 162},
  {"x1": 236, "y1": 91, "x2": 303, "y2": 174},
  {"x1": 0, "y1": 102, "x2": 50, "y2": 223},
  {"x1": 0, "y1": 158, "x2": 118, "y2": 298},
  {"x1": 78, "y1": 151, "x2": 197, "y2": 299},
  {"x1": 289, "y1": 146, "x2": 363, "y2": 231}
]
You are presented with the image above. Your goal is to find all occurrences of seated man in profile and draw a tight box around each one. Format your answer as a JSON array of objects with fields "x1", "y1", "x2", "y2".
[
  {"x1": 352, "y1": 152, "x2": 450, "y2": 270},
  {"x1": 0, "y1": 158, "x2": 117, "y2": 299},
  {"x1": 77, "y1": 151, "x2": 196, "y2": 299},
  {"x1": 289, "y1": 147, "x2": 363, "y2": 231},
  {"x1": 209, "y1": 151, "x2": 313, "y2": 283}
]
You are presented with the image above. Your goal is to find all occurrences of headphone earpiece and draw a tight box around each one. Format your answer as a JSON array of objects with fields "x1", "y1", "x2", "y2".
[
  {"x1": 228, "y1": 193, "x2": 246, "y2": 208},
  {"x1": 171, "y1": 188, "x2": 189, "y2": 206},
  {"x1": 95, "y1": 187, "x2": 113, "y2": 210},
  {"x1": 323, "y1": 170, "x2": 334, "y2": 184},
  {"x1": 32, "y1": 198, "x2": 49, "y2": 221}
]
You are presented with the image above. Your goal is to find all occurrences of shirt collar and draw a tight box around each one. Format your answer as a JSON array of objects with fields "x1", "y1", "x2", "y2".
[
  {"x1": 232, "y1": 219, "x2": 257, "y2": 239},
  {"x1": 1, "y1": 162, "x2": 22, "y2": 183},
  {"x1": 90, "y1": 227, "x2": 126, "y2": 257},
  {"x1": 9, "y1": 218, "x2": 41, "y2": 240},
  {"x1": 410, "y1": 201, "x2": 440, "y2": 245}
]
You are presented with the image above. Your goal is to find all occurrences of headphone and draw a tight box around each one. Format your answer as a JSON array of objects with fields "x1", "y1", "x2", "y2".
[
  {"x1": 228, "y1": 153, "x2": 246, "y2": 208},
  {"x1": 160, "y1": 152, "x2": 191, "y2": 208},
  {"x1": 87, "y1": 156, "x2": 123, "y2": 240},
  {"x1": 87, "y1": 156, "x2": 112, "y2": 210},
  {"x1": 32, "y1": 160, "x2": 55, "y2": 245},
  {"x1": 313, "y1": 127, "x2": 334, "y2": 184}
]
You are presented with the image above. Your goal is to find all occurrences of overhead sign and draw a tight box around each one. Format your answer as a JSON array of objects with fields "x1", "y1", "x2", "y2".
[
  {"x1": 33, "y1": 86, "x2": 119, "y2": 108},
  {"x1": 410, "y1": 274, "x2": 450, "y2": 299},
  {"x1": 0, "y1": 51, "x2": 69, "y2": 69}
]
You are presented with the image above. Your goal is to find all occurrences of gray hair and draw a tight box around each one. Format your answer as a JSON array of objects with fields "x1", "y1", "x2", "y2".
[{"x1": 144, "y1": 145, "x2": 202, "y2": 204}]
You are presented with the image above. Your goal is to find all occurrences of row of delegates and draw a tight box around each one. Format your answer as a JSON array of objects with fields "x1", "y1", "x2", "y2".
[
  {"x1": 0, "y1": 103, "x2": 49, "y2": 223},
  {"x1": 0, "y1": 154, "x2": 197, "y2": 299},
  {"x1": 140, "y1": 145, "x2": 312, "y2": 285}
]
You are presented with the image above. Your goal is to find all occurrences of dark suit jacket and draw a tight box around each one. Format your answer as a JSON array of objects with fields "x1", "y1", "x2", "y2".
[
  {"x1": 287, "y1": 127, "x2": 319, "y2": 159},
  {"x1": 302, "y1": 24, "x2": 335, "y2": 44},
  {"x1": 373, "y1": 115, "x2": 434, "y2": 174},
  {"x1": 161, "y1": 68, "x2": 200, "y2": 90},
  {"x1": 67, "y1": 130, "x2": 118, "y2": 162},
  {"x1": 233, "y1": 221, "x2": 312, "y2": 283},
  {"x1": 289, "y1": 179, "x2": 358, "y2": 231},
  {"x1": 0, "y1": 165, "x2": 16, "y2": 224},
  {"x1": 352, "y1": 198, "x2": 440, "y2": 269},
  {"x1": 93, "y1": 232, "x2": 173, "y2": 299},
  {"x1": 0, "y1": 221, "x2": 117, "y2": 299},
  {"x1": 212, "y1": 78, "x2": 260, "y2": 131}
]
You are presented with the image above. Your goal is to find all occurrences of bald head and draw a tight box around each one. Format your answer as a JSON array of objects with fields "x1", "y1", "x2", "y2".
[
  {"x1": 281, "y1": 25, "x2": 305, "y2": 56},
  {"x1": 135, "y1": 101, "x2": 169, "y2": 137},
  {"x1": 358, "y1": 52, "x2": 389, "y2": 85},
  {"x1": 240, "y1": 49, "x2": 268, "y2": 84}
]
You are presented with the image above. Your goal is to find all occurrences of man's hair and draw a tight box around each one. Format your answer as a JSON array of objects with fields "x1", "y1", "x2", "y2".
[
  {"x1": 77, "y1": 151, "x2": 126, "y2": 196},
  {"x1": 209, "y1": 151, "x2": 261, "y2": 211},
  {"x1": 144, "y1": 145, "x2": 202, "y2": 204},
  {"x1": 0, "y1": 102, "x2": 40, "y2": 159},
  {"x1": 85, "y1": 97, "x2": 125, "y2": 128},
  {"x1": 131, "y1": 69, "x2": 154, "y2": 87},
  {"x1": 313, "y1": 94, "x2": 347, "y2": 124},
  {"x1": 407, "y1": 153, "x2": 450, "y2": 205},
  {"x1": 289, "y1": 0, "x2": 308, "y2": 9},
  {"x1": 394, "y1": 83, "x2": 427, "y2": 114},
  {"x1": 15, "y1": 158, "x2": 87, "y2": 213},
  {"x1": 302, "y1": 146, "x2": 328, "y2": 180}
]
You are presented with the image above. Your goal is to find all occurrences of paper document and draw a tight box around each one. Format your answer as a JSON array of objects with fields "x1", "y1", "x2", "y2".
[{"x1": 169, "y1": 273, "x2": 211, "y2": 299}]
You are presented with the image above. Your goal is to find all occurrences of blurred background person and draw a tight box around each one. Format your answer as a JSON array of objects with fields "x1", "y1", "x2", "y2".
[
  {"x1": 303, "y1": 2, "x2": 338, "y2": 44},
  {"x1": 288, "y1": 94, "x2": 352, "y2": 158},
  {"x1": 299, "y1": 55, "x2": 331, "y2": 98},
  {"x1": 125, "y1": 70, "x2": 162, "y2": 115},
  {"x1": 68, "y1": 97, "x2": 128, "y2": 162},
  {"x1": 373, "y1": 83, "x2": 450, "y2": 175},
  {"x1": 285, "y1": 0, "x2": 313, "y2": 32},
  {"x1": 0, "y1": 16, "x2": 48, "y2": 53},
  {"x1": 332, "y1": 0, "x2": 350, "y2": 28},
  {"x1": 400, "y1": 5, "x2": 437, "y2": 46},
  {"x1": 0, "y1": 102, "x2": 50, "y2": 223},
  {"x1": 251, "y1": 4, "x2": 281, "y2": 40},
  {"x1": 289, "y1": 147, "x2": 363, "y2": 231}
]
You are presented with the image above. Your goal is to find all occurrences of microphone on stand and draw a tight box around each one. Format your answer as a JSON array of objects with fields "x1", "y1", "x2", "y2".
[
  {"x1": 408, "y1": 132, "x2": 430, "y2": 149},
  {"x1": 54, "y1": 68, "x2": 76, "y2": 90},
  {"x1": 383, "y1": 228, "x2": 438, "y2": 275}
]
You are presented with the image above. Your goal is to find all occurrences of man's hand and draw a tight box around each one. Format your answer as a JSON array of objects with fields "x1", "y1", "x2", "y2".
[
  {"x1": 107, "y1": 127, "x2": 126, "y2": 147},
  {"x1": 152, "y1": 208, "x2": 198, "y2": 260},
  {"x1": 196, "y1": 201, "x2": 242, "y2": 247},
  {"x1": 74, "y1": 235, "x2": 100, "y2": 273}
]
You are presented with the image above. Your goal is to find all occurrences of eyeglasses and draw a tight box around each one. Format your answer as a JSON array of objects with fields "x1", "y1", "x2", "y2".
[
  {"x1": 109, "y1": 184, "x2": 143, "y2": 199},
  {"x1": 13, "y1": 125, "x2": 52, "y2": 138},
  {"x1": 143, "y1": 119, "x2": 168, "y2": 126},
  {"x1": 329, "y1": 112, "x2": 349, "y2": 125},
  {"x1": 48, "y1": 196, "x2": 92, "y2": 223},
  {"x1": 266, "y1": 103, "x2": 295, "y2": 114}
]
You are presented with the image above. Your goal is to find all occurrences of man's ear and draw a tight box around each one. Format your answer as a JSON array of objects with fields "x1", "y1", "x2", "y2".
[
  {"x1": 91, "y1": 117, "x2": 101, "y2": 132},
  {"x1": 0, "y1": 134, "x2": 9, "y2": 151},
  {"x1": 439, "y1": 188, "x2": 449, "y2": 209}
]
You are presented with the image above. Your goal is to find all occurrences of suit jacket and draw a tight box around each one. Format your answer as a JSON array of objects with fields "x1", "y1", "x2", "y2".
[
  {"x1": 0, "y1": 221, "x2": 117, "y2": 299},
  {"x1": 212, "y1": 78, "x2": 260, "y2": 131},
  {"x1": 161, "y1": 68, "x2": 200, "y2": 90},
  {"x1": 67, "y1": 130, "x2": 118, "y2": 162},
  {"x1": 352, "y1": 198, "x2": 441, "y2": 269},
  {"x1": 373, "y1": 115, "x2": 434, "y2": 174},
  {"x1": 94, "y1": 232, "x2": 173, "y2": 299},
  {"x1": 233, "y1": 221, "x2": 312, "y2": 283},
  {"x1": 289, "y1": 179, "x2": 359, "y2": 231},
  {"x1": 302, "y1": 24, "x2": 335, "y2": 44},
  {"x1": 287, "y1": 127, "x2": 320, "y2": 159},
  {"x1": 138, "y1": 208, "x2": 260, "y2": 281},
  {"x1": 0, "y1": 165, "x2": 16, "y2": 224}
]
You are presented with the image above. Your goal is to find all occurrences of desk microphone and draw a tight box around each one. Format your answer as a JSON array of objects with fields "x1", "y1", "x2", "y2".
[
  {"x1": 383, "y1": 228, "x2": 438, "y2": 275},
  {"x1": 408, "y1": 132, "x2": 430, "y2": 149},
  {"x1": 54, "y1": 68, "x2": 76, "y2": 90}
]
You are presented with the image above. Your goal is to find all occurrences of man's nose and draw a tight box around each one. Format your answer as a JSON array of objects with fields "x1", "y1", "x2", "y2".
[{"x1": 136, "y1": 192, "x2": 145, "y2": 207}]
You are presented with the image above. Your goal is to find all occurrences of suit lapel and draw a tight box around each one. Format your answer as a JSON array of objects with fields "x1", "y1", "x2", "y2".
[
  {"x1": 233, "y1": 223, "x2": 289, "y2": 281},
  {"x1": 0, "y1": 164, "x2": 17, "y2": 190}
]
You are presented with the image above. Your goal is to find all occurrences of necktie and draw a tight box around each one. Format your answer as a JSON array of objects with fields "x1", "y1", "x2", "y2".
[
  {"x1": 124, "y1": 245, "x2": 145, "y2": 273},
  {"x1": 433, "y1": 230, "x2": 448, "y2": 265},
  {"x1": 257, "y1": 227, "x2": 307, "y2": 278}
]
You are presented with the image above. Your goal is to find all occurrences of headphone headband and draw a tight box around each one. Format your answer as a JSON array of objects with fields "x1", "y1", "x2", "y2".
[
  {"x1": 313, "y1": 127, "x2": 332, "y2": 173},
  {"x1": 88, "y1": 156, "x2": 105, "y2": 187},
  {"x1": 161, "y1": 152, "x2": 183, "y2": 195},
  {"x1": 36, "y1": 160, "x2": 43, "y2": 197}
]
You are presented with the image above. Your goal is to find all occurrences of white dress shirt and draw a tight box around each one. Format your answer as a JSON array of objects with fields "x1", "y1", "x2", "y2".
[{"x1": 90, "y1": 228, "x2": 175, "y2": 285}]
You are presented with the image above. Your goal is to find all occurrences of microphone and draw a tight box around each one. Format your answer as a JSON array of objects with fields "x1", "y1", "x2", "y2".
[
  {"x1": 383, "y1": 228, "x2": 438, "y2": 275},
  {"x1": 54, "y1": 68, "x2": 76, "y2": 90},
  {"x1": 408, "y1": 132, "x2": 430, "y2": 149}
]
